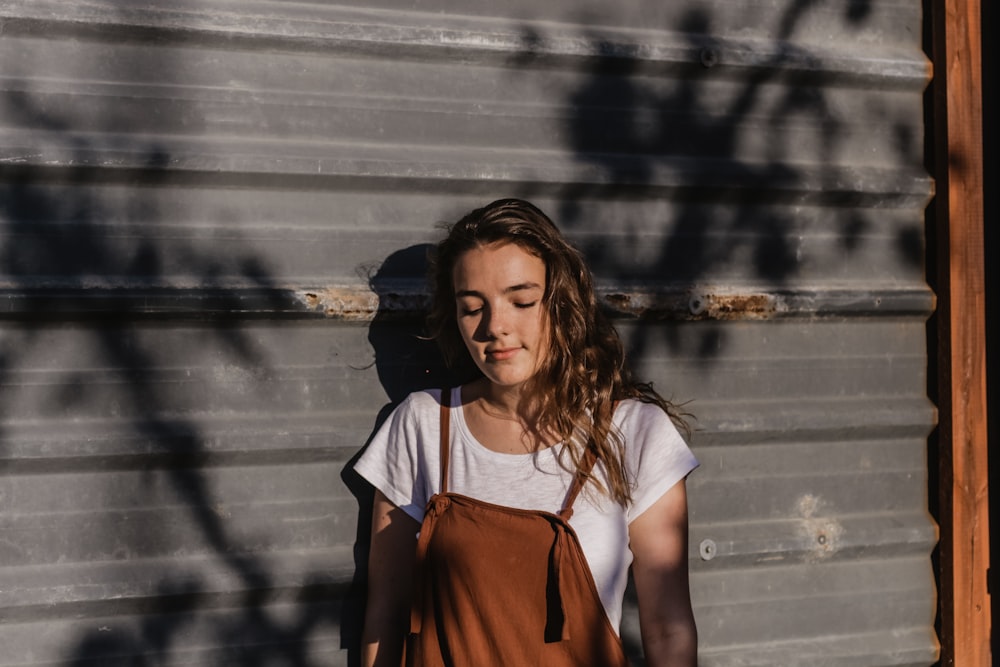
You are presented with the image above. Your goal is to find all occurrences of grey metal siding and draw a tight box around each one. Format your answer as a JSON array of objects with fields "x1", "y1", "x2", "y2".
[{"x1": 0, "y1": 1, "x2": 935, "y2": 665}]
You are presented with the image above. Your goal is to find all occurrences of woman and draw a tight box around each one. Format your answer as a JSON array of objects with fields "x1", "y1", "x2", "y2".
[{"x1": 355, "y1": 199, "x2": 698, "y2": 666}]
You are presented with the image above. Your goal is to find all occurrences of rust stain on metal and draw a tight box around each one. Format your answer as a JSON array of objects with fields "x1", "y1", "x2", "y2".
[
  {"x1": 299, "y1": 286, "x2": 779, "y2": 321},
  {"x1": 698, "y1": 293, "x2": 776, "y2": 320},
  {"x1": 601, "y1": 290, "x2": 778, "y2": 320},
  {"x1": 295, "y1": 287, "x2": 427, "y2": 320},
  {"x1": 296, "y1": 288, "x2": 380, "y2": 321},
  {"x1": 796, "y1": 494, "x2": 844, "y2": 562},
  {"x1": 604, "y1": 292, "x2": 637, "y2": 313}
]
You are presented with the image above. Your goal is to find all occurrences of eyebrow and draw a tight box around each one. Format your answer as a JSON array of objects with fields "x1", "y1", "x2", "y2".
[{"x1": 455, "y1": 282, "x2": 543, "y2": 299}]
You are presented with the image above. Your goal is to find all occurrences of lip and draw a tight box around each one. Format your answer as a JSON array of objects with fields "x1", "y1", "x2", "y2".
[{"x1": 485, "y1": 347, "x2": 520, "y2": 361}]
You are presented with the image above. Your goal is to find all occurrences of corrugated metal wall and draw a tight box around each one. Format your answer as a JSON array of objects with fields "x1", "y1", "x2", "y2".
[{"x1": 0, "y1": 1, "x2": 935, "y2": 665}]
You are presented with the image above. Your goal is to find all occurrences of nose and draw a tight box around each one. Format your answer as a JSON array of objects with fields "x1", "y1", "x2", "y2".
[{"x1": 479, "y1": 303, "x2": 508, "y2": 340}]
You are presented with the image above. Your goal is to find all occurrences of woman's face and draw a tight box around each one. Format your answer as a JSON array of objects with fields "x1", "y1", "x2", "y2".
[{"x1": 452, "y1": 242, "x2": 550, "y2": 390}]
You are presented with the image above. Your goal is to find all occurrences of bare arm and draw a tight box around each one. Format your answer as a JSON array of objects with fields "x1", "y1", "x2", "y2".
[
  {"x1": 361, "y1": 489, "x2": 420, "y2": 667},
  {"x1": 628, "y1": 479, "x2": 697, "y2": 667}
]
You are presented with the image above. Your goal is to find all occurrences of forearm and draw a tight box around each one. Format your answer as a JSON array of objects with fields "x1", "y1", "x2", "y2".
[
  {"x1": 641, "y1": 616, "x2": 697, "y2": 667},
  {"x1": 363, "y1": 490, "x2": 418, "y2": 667},
  {"x1": 361, "y1": 607, "x2": 407, "y2": 667},
  {"x1": 630, "y1": 480, "x2": 697, "y2": 667}
]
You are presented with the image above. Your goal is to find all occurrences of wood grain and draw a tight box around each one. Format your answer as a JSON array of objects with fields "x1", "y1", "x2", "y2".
[{"x1": 932, "y1": 0, "x2": 989, "y2": 664}]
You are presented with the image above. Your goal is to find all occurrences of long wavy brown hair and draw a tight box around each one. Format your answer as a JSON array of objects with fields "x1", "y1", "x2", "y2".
[{"x1": 427, "y1": 198, "x2": 687, "y2": 506}]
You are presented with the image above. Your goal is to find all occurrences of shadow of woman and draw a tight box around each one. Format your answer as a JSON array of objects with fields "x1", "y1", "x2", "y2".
[{"x1": 339, "y1": 244, "x2": 475, "y2": 666}]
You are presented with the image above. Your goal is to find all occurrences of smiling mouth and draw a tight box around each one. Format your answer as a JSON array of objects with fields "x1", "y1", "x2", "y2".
[{"x1": 485, "y1": 347, "x2": 520, "y2": 361}]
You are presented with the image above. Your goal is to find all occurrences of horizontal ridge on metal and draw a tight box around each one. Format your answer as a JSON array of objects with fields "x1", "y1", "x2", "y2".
[
  {"x1": 0, "y1": 284, "x2": 934, "y2": 320},
  {"x1": 0, "y1": 0, "x2": 929, "y2": 85},
  {"x1": 0, "y1": 137, "x2": 933, "y2": 208},
  {"x1": 0, "y1": 396, "x2": 932, "y2": 467},
  {"x1": 0, "y1": 546, "x2": 356, "y2": 623}
]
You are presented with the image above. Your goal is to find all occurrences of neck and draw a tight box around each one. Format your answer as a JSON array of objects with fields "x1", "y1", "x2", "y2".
[
  {"x1": 473, "y1": 378, "x2": 532, "y2": 421},
  {"x1": 466, "y1": 378, "x2": 555, "y2": 452}
]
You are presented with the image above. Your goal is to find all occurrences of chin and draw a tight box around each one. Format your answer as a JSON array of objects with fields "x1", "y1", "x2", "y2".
[{"x1": 483, "y1": 371, "x2": 535, "y2": 389}]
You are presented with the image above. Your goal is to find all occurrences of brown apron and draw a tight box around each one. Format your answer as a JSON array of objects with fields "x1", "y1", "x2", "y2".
[{"x1": 405, "y1": 390, "x2": 629, "y2": 667}]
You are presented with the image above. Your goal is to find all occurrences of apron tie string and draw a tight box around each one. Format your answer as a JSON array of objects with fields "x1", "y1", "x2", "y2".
[
  {"x1": 410, "y1": 494, "x2": 451, "y2": 635},
  {"x1": 545, "y1": 521, "x2": 574, "y2": 642}
]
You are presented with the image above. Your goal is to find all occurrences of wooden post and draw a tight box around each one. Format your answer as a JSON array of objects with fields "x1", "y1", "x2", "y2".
[{"x1": 931, "y1": 0, "x2": 989, "y2": 664}]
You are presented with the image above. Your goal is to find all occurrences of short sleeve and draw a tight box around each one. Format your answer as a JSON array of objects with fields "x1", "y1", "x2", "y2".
[
  {"x1": 618, "y1": 400, "x2": 699, "y2": 523},
  {"x1": 353, "y1": 390, "x2": 441, "y2": 523}
]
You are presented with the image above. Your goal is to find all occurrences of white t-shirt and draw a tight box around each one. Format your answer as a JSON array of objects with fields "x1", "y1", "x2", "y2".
[{"x1": 354, "y1": 387, "x2": 698, "y2": 632}]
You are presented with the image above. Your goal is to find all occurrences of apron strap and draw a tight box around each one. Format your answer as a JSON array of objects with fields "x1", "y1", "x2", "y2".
[
  {"x1": 410, "y1": 387, "x2": 455, "y2": 636},
  {"x1": 557, "y1": 448, "x2": 596, "y2": 521},
  {"x1": 439, "y1": 387, "x2": 451, "y2": 494},
  {"x1": 558, "y1": 401, "x2": 619, "y2": 521}
]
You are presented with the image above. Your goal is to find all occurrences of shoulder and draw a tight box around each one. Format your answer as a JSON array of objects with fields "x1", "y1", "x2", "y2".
[
  {"x1": 614, "y1": 399, "x2": 697, "y2": 474},
  {"x1": 366, "y1": 388, "x2": 447, "y2": 450},
  {"x1": 614, "y1": 399, "x2": 698, "y2": 521},
  {"x1": 355, "y1": 389, "x2": 450, "y2": 523},
  {"x1": 404, "y1": 387, "x2": 446, "y2": 408},
  {"x1": 614, "y1": 398, "x2": 684, "y2": 440},
  {"x1": 356, "y1": 388, "x2": 449, "y2": 473},
  {"x1": 387, "y1": 387, "x2": 446, "y2": 423}
]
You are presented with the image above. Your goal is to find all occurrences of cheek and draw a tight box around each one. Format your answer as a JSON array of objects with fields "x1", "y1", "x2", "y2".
[
  {"x1": 455, "y1": 317, "x2": 478, "y2": 349},
  {"x1": 533, "y1": 309, "x2": 552, "y2": 350}
]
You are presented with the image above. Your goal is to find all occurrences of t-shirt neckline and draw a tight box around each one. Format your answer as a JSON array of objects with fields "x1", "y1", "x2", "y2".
[{"x1": 451, "y1": 386, "x2": 563, "y2": 461}]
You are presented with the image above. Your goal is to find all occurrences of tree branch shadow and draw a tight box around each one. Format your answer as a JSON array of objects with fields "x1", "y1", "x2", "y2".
[
  {"x1": 0, "y1": 7, "x2": 342, "y2": 666},
  {"x1": 0, "y1": 0, "x2": 926, "y2": 665}
]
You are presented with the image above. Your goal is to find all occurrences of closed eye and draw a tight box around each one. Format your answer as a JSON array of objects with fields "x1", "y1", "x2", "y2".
[{"x1": 514, "y1": 301, "x2": 538, "y2": 309}]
